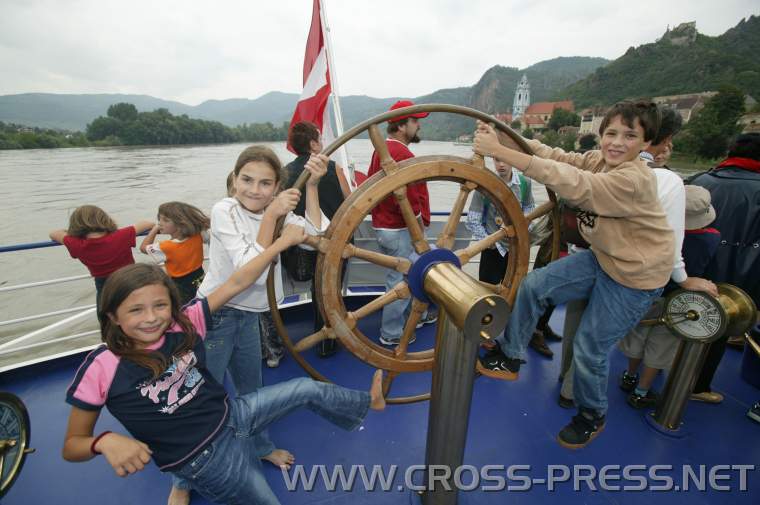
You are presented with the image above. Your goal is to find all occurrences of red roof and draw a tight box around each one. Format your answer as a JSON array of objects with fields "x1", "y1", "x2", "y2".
[
  {"x1": 525, "y1": 100, "x2": 574, "y2": 115},
  {"x1": 495, "y1": 113, "x2": 513, "y2": 124},
  {"x1": 525, "y1": 116, "x2": 545, "y2": 125}
]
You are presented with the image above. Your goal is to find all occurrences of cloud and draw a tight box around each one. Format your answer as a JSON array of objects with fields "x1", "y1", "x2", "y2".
[{"x1": 0, "y1": 0, "x2": 757, "y2": 104}]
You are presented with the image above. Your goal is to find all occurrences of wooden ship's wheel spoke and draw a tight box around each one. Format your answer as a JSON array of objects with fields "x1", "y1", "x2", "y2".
[
  {"x1": 267, "y1": 104, "x2": 560, "y2": 404},
  {"x1": 293, "y1": 327, "x2": 334, "y2": 352},
  {"x1": 382, "y1": 370, "x2": 398, "y2": 397},
  {"x1": 343, "y1": 244, "x2": 411, "y2": 274},
  {"x1": 436, "y1": 182, "x2": 476, "y2": 250},
  {"x1": 524, "y1": 200, "x2": 555, "y2": 223},
  {"x1": 455, "y1": 226, "x2": 515, "y2": 266},
  {"x1": 368, "y1": 124, "x2": 398, "y2": 174},
  {"x1": 470, "y1": 153, "x2": 486, "y2": 169},
  {"x1": 394, "y1": 299, "x2": 428, "y2": 356},
  {"x1": 346, "y1": 283, "x2": 410, "y2": 326},
  {"x1": 394, "y1": 189, "x2": 430, "y2": 254}
]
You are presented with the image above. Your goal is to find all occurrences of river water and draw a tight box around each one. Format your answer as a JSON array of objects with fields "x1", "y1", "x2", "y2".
[
  {"x1": 2, "y1": 140, "x2": 543, "y2": 350},
  {"x1": 1, "y1": 139, "x2": 700, "y2": 366}
]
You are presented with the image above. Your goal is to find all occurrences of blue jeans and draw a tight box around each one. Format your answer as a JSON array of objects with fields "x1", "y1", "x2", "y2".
[
  {"x1": 375, "y1": 228, "x2": 414, "y2": 341},
  {"x1": 495, "y1": 250, "x2": 662, "y2": 415},
  {"x1": 174, "y1": 306, "x2": 273, "y2": 491},
  {"x1": 204, "y1": 306, "x2": 273, "y2": 455},
  {"x1": 173, "y1": 378, "x2": 370, "y2": 505}
]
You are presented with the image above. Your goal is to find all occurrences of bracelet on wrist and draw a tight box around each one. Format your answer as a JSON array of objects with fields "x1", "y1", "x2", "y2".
[{"x1": 90, "y1": 431, "x2": 113, "y2": 455}]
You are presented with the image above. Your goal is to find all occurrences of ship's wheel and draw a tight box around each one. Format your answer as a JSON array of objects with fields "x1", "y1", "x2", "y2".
[{"x1": 267, "y1": 104, "x2": 560, "y2": 403}]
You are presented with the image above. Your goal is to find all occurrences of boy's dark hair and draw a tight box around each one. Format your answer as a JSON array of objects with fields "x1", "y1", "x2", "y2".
[
  {"x1": 67, "y1": 205, "x2": 118, "y2": 237},
  {"x1": 289, "y1": 121, "x2": 320, "y2": 156},
  {"x1": 727, "y1": 133, "x2": 760, "y2": 161},
  {"x1": 233, "y1": 145, "x2": 286, "y2": 185},
  {"x1": 387, "y1": 118, "x2": 410, "y2": 135},
  {"x1": 599, "y1": 101, "x2": 661, "y2": 142},
  {"x1": 157, "y1": 202, "x2": 210, "y2": 237},
  {"x1": 99, "y1": 264, "x2": 197, "y2": 380},
  {"x1": 652, "y1": 107, "x2": 683, "y2": 146}
]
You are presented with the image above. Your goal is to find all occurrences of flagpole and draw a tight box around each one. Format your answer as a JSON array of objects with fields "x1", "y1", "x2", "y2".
[{"x1": 318, "y1": 0, "x2": 355, "y2": 188}]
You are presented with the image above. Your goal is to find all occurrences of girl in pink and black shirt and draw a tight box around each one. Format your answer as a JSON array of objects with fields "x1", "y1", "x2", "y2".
[{"x1": 63, "y1": 226, "x2": 386, "y2": 504}]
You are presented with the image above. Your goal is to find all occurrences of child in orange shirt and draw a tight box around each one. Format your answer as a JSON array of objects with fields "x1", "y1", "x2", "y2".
[{"x1": 140, "y1": 202, "x2": 210, "y2": 305}]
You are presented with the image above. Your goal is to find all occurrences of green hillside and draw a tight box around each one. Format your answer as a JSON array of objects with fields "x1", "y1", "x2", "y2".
[
  {"x1": 562, "y1": 16, "x2": 760, "y2": 107},
  {"x1": 419, "y1": 57, "x2": 608, "y2": 139}
]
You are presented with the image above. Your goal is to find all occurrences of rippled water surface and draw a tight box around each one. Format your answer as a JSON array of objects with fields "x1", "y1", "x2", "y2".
[{"x1": 0, "y1": 140, "x2": 512, "y2": 341}]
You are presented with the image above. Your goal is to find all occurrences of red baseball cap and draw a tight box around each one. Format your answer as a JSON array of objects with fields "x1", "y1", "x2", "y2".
[{"x1": 388, "y1": 100, "x2": 429, "y2": 123}]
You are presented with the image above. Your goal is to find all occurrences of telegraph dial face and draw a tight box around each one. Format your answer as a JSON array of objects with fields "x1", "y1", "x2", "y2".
[
  {"x1": 0, "y1": 393, "x2": 31, "y2": 498},
  {"x1": 663, "y1": 289, "x2": 727, "y2": 342}
]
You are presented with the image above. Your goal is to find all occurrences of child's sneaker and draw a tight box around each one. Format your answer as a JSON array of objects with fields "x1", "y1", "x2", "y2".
[
  {"x1": 476, "y1": 348, "x2": 520, "y2": 381},
  {"x1": 379, "y1": 334, "x2": 416, "y2": 346},
  {"x1": 416, "y1": 310, "x2": 438, "y2": 328},
  {"x1": 619, "y1": 371, "x2": 639, "y2": 393},
  {"x1": 557, "y1": 410, "x2": 606, "y2": 449},
  {"x1": 747, "y1": 402, "x2": 760, "y2": 424},
  {"x1": 558, "y1": 394, "x2": 575, "y2": 409},
  {"x1": 627, "y1": 390, "x2": 658, "y2": 409}
]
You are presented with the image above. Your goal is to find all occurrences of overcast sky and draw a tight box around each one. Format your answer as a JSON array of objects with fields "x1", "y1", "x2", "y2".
[{"x1": 1, "y1": 0, "x2": 757, "y2": 105}]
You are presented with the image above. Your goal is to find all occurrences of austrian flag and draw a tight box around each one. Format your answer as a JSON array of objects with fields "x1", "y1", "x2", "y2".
[{"x1": 287, "y1": 0, "x2": 333, "y2": 153}]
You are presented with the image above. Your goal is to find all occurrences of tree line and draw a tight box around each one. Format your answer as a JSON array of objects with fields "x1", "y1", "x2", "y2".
[
  {"x1": 0, "y1": 102, "x2": 290, "y2": 150},
  {"x1": 2, "y1": 91, "x2": 753, "y2": 160}
]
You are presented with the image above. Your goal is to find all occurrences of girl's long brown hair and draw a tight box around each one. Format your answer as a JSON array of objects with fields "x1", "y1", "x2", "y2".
[
  {"x1": 157, "y1": 202, "x2": 210, "y2": 238},
  {"x1": 67, "y1": 205, "x2": 118, "y2": 237},
  {"x1": 99, "y1": 263, "x2": 198, "y2": 380}
]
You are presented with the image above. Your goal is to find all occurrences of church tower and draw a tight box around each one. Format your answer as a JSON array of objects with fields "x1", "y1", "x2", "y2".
[{"x1": 512, "y1": 74, "x2": 530, "y2": 118}]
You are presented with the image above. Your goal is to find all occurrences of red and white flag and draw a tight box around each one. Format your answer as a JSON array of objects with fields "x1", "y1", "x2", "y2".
[
  {"x1": 288, "y1": 0, "x2": 331, "y2": 150},
  {"x1": 288, "y1": 0, "x2": 354, "y2": 188}
]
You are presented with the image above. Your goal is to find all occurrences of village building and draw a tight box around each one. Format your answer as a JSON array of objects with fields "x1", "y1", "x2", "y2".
[
  {"x1": 578, "y1": 106, "x2": 608, "y2": 137},
  {"x1": 522, "y1": 100, "x2": 575, "y2": 132},
  {"x1": 739, "y1": 112, "x2": 760, "y2": 133},
  {"x1": 652, "y1": 92, "x2": 717, "y2": 123},
  {"x1": 558, "y1": 125, "x2": 580, "y2": 137}
]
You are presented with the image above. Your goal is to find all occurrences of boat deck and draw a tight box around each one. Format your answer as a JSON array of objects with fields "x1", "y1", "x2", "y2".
[{"x1": 2, "y1": 298, "x2": 758, "y2": 504}]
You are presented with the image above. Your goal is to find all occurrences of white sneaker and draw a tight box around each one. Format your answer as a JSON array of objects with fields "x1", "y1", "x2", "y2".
[
  {"x1": 379, "y1": 334, "x2": 416, "y2": 346},
  {"x1": 266, "y1": 356, "x2": 281, "y2": 368}
]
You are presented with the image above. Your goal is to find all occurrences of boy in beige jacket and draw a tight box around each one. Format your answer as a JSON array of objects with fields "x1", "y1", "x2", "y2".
[{"x1": 473, "y1": 101, "x2": 674, "y2": 449}]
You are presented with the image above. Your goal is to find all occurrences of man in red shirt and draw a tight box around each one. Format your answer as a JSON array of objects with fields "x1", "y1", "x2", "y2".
[{"x1": 367, "y1": 100, "x2": 435, "y2": 345}]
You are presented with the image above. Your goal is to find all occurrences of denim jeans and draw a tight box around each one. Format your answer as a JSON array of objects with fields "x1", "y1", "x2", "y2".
[
  {"x1": 495, "y1": 250, "x2": 662, "y2": 415},
  {"x1": 375, "y1": 228, "x2": 415, "y2": 341},
  {"x1": 173, "y1": 378, "x2": 370, "y2": 505},
  {"x1": 173, "y1": 305, "x2": 274, "y2": 491},
  {"x1": 204, "y1": 306, "x2": 273, "y2": 456}
]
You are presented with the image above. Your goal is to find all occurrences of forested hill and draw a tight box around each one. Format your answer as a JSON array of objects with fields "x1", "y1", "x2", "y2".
[
  {"x1": 561, "y1": 16, "x2": 760, "y2": 107},
  {"x1": 415, "y1": 56, "x2": 609, "y2": 140},
  {"x1": 0, "y1": 58, "x2": 607, "y2": 139}
]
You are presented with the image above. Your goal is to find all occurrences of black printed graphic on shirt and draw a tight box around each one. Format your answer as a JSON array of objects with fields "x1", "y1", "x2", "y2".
[{"x1": 577, "y1": 210, "x2": 598, "y2": 234}]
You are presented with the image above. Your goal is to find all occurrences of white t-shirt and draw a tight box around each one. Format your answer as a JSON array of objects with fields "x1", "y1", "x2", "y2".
[
  {"x1": 197, "y1": 197, "x2": 327, "y2": 312},
  {"x1": 650, "y1": 165, "x2": 687, "y2": 284}
]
